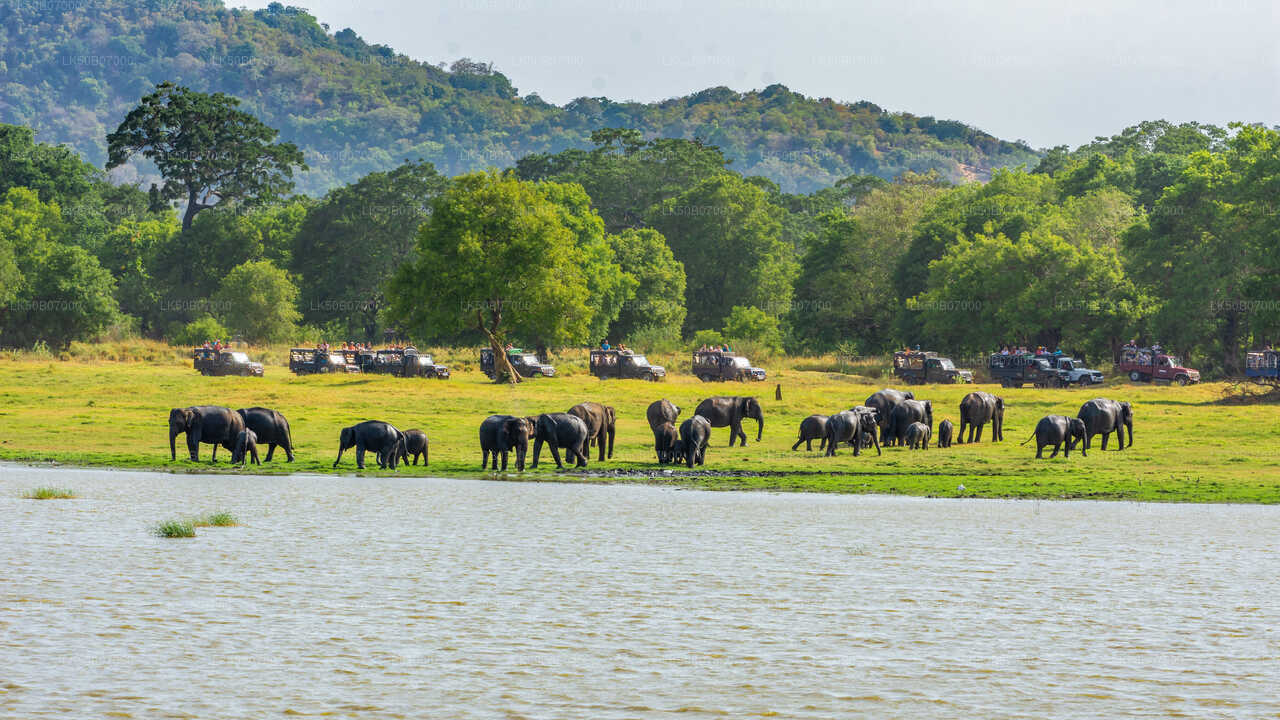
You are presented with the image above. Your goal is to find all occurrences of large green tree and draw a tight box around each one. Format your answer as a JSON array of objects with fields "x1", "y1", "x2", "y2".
[
  {"x1": 1125, "y1": 124, "x2": 1280, "y2": 373},
  {"x1": 106, "y1": 82, "x2": 306, "y2": 230},
  {"x1": 646, "y1": 173, "x2": 796, "y2": 333},
  {"x1": 0, "y1": 188, "x2": 120, "y2": 349},
  {"x1": 292, "y1": 160, "x2": 449, "y2": 339},
  {"x1": 387, "y1": 171, "x2": 612, "y2": 382},
  {"x1": 606, "y1": 228, "x2": 686, "y2": 339},
  {"x1": 212, "y1": 259, "x2": 301, "y2": 344}
]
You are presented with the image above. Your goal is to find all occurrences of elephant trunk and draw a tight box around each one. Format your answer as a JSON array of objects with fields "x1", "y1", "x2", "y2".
[
  {"x1": 755, "y1": 414, "x2": 764, "y2": 442},
  {"x1": 1125, "y1": 418, "x2": 1133, "y2": 448}
]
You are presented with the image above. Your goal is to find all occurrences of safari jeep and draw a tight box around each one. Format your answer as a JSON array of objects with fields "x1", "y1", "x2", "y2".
[
  {"x1": 691, "y1": 350, "x2": 766, "y2": 382},
  {"x1": 193, "y1": 349, "x2": 264, "y2": 377},
  {"x1": 1118, "y1": 347, "x2": 1200, "y2": 385},
  {"x1": 288, "y1": 348, "x2": 358, "y2": 375},
  {"x1": 590, "y1": 349, "x2": 665, "y2": 381},
  {"x1": 371, "y1": 348, "x2": 450, "y2": 378},
  {"x1": 480, "y1": 348, "x2": 555, "y2": 379},
  {"x1": 892, "y1": 350, "x2": 974, "y2": 384}
]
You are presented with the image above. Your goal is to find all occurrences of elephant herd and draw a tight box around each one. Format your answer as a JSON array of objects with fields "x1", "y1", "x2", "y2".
[
  {"x1": 165, "y1": 389, "x2": 1134, "y2": 472},
  {"x1": 791, "y1": 389, "x2": 1134, "y2": 460}
]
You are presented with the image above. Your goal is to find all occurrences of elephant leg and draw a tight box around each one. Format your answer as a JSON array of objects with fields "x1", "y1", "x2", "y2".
[
  {"x1": 1036, "y1": 444, "x2": 1044, "y2": 459},
  {"x1": 531, "y1": 438, "x2": 543, "y2": 469},
  {"x1": 597, "y1": 430, "x2": 606, "y2": 462},
  {"x1": 1115, "y1": 426, "x2": 1125, "y2": 450},
  {"x1": 500, "y1": 450, "x2": 509, "y2": 471},
  {"x1": 807, "y1": 438, "x2": 814, "y2": 451},
  {"x1": 820, "y1": 436, "x2": 827, "y2": 451},
  {"x1": 251, "y1": 446, "x2": 261, "y2": 465},
  {"x1": 211, "y1": 442, "x2": 218, "y2": 462},
  {"x1": 265, "y1": 443, "x2": 276, "y2": 462},
  {"x1": 995, "y1": 420, "x2": 1003, "y2": 442},
  {"x1": 334, "y1": 443, "x2": 346, "y2": 467},
  {"x1": 356, "y1": 443, "x2": 367, "y2": 470},
  {"x1": 575, "y1": 444, "x2": 589, "y2": 467},
  {"x1": 975, "y1": 424, "x2": 984, "y2": 442},
  {"x1": 1100, "y1": 433, "x2": 1109, "y2": 451},
  {"x1": 187, "y1": 429, "x2": 201, "y2": 461},
  {"x1": 1050, "y1": 443, "x2": 1060, "y2": 458},
  {"x1": 482, "y1": 449, "x2": 490, "y2": 470},
  {"x1": 549, "y1": 443, "x2": 564, "y2": 469},
  {"x1": 792, "y1": 437, "x2": 802, "y2": 451}
]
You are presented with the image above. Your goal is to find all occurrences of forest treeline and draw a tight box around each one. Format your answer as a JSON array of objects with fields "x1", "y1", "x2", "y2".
[
  {"x1": 0, "y1": 0, "x2": 1037, "y2": 194},
  {"x1": 1, "y1": 90, "x2": 1277, "y2": 378}
]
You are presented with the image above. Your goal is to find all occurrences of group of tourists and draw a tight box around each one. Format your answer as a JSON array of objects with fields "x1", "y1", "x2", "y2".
[
  {"x1": 201, "y1": 340, "x2": 229, "y2": 351},
  {"x1": 599, "y1": 340, "x2": 631, "y2": 352},
  {"x1": 697, "y1": 343, "x2": 732, "y2": 353},
  {"x1": 313, "y1": 341, "x2": 416, "y2": 353},
  {"x1": 997, "y1": 345, "x2": 1064, "y2": 356}
]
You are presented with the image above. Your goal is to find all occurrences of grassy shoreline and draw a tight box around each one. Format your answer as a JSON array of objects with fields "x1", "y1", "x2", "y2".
[{"x1": 2, "y1": 358, "x2": 1277, "y2": 503}]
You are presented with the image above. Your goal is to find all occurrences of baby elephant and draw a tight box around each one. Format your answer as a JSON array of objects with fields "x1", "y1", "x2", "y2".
[
  {"x1": 401, "y1": 429, "x2": 429, "y2": 466},
  {"x1": 1025, "y1": 415, "x2": 1088, "y2": 458},
  {"x1": 905, "y1": 422, "x2": 931, "y2": 450},
  {"x1": 936, "y1": 419, "x2": 954, "y2": 448},
  {"x1": 792, "y1": 414, "x2": 829, "y2": 451},
  {"x1": 231, "y1": 428, "x2": 260, "y2": 465},
  {"x1": 654, "y1": 421, "x2": 680, "y2": 464}
]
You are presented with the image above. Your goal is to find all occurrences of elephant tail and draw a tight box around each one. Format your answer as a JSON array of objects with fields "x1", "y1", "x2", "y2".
[{"x1": 1019, "y1": 430, "x2": 1036, "y2": 446}]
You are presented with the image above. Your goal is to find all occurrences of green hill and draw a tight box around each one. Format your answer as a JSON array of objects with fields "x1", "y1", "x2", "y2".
[{"x1": 0, "y1": 0, "x2": 1041, "y2": 193}]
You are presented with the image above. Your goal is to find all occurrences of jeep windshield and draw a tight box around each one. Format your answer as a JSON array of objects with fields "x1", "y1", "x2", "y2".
[
  {"x1": 732, "y1": 357, "x2": 751, "y2": 368},
  {"x1": 627, "y1": 355, "x2": 648, "y2": 365},
  {"x1": 417, "y1": 355, "x2": 435, "y2": 365},
  {"x1": 229, "y1": 352, "x2": 250, "y2": 363},
  {"x1": 937, "y1": 359, "x2": 955, "y2": 370},
  {"x1": 515, "y1": 354, "x2": 538, "y2": 364}
]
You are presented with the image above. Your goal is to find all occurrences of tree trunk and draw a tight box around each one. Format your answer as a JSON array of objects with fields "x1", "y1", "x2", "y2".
[
  {"x1": 1222, "y1": 308, "x2": 1241, "y2": 375},
  {"x1": 182, "y1": 187, "x2": 200, "y2": 232},
  {"x1": 485, "y1": 331, "x2": 522, "y2": 384}
]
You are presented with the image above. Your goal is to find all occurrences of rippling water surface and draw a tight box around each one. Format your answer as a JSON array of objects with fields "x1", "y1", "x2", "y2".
[{"x1": 2, "y1": 465, "x2": 1278, "y2": 718}]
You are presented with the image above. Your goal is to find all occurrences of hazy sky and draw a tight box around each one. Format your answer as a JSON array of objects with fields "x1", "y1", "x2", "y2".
[{"x1": 237, "y1": 0, "x2": 1278, "y2": 148}]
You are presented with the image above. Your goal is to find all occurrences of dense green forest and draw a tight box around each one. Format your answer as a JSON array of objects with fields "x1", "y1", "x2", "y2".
[
  {"x1": 0, "y1": 0, "x2": 1038, "y2": 194},
  {"x1": 1, "y1": 95, "x2": 1277, "y2": 379}
]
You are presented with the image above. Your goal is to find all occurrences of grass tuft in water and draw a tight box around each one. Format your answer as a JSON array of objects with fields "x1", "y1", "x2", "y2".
[
  {"x1": 153, "y1": 519, "x2": 196, "y2": 538},
  {"x1": 192, "y1": 511, "x2": 237, "y2": 527},
  {"x1": 24, "y1": 486, "x2": 76, "y2": 499}
]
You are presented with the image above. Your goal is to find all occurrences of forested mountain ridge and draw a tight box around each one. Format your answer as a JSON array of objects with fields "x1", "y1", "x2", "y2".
[{"x1": 0, "y1": 0, "x2": 1040, "y2": 194}]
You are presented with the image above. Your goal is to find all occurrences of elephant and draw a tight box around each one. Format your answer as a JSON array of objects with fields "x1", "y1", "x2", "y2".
[
  {"x1": 236, "y1": 407, "x2": 295, "y2": 462},
  {"x1": 568, "y1": 402, "x2": 616, "y2": 461},
  {"x1": 679, "y1": 415, "x2": 711, "y2": 468},
  {"x1": 479, "y1": 415, "x2": 531, "y2": 471},
  {"x1": 889, "y1": 400, "x2": 933, "y2": 447},
  {"x1": 647, "y1": 399, "x2": 680, "y2": 457},
  {"x1": 333, "y1": 420, "x2": 405, "y2": 470},
  {"x1": 792, "y1": 414, "x2": 829, "y2": 451},
  {"x1": 694, "y1": 396, "x2": 763, "y2": 447},
  {"x1": 1023, "y1": 415, "x2": 1088, "y2": 458},
  {"x1": 824, "y1": 407, "x2": 881, "y2": 457},
  {"x1": 654, "y1": 421, "x2": 680, "y2": 464},
  {"x1": 937, "y1": 419, "x2": 954, "y2": 449},
  {"x1": 531, "y1": 413, "x2": 590, "y2": 469},
  {"x1": 231, "y1": 428, "x2": 260, "y2": 466},
  {"x1": 399, "y1": 429, "x2": 429, "y2": 466},
  {"x1": 1077, "y1": 398, "x2": 1133, "y2": 450},
  {"x1": 905, "y1": 422, "x2": 931, "y2": 450},
  {"x1": 168, "y1": 405, "x2": 245, "y2": 462},
  {"x1": 958, "y1": 391, "x2": 1004, "y2": 444},
  {"x1": 864, "y1": 389, "x2": 915, "y2": 446}
]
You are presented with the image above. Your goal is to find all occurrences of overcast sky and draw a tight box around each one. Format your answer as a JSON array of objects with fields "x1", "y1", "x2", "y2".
[{"x1": 237, "y1": 0, "x2": 1279, "y2": 148}]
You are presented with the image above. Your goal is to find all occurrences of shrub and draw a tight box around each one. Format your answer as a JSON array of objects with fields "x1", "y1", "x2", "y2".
[
  {"x1": 627, "y1": 323, "x2": 683, "y2": 354},
  {"x1": 723, "y1": 306, "x2": 783, "y2": 353},
  {"x1": 24, "y1": 486, "x2": 75, "y2": 499},
  {"x1": 153, "y1": 520, "x2": 196, "y2": 538},
  {"x1": 171, "y1": 315, "x2": 230, "y2": 347},
  {"x1": 690, "y1": 329, "x2": 725, "y2": 349}
]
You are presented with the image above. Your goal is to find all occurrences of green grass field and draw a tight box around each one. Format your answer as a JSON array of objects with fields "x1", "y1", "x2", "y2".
[{"x1": 1, "y1": 356, "x2": 1277, "y2": 503}]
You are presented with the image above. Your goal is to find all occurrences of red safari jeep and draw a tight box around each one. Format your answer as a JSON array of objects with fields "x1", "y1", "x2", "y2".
[{"x1": 1117, "y1": 347, "x2": 1200, "y2": 385}]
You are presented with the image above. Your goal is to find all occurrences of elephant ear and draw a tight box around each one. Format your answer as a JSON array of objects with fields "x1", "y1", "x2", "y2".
[{"x1": 183, "y1": 408, "x2": 196, "y2": 429}]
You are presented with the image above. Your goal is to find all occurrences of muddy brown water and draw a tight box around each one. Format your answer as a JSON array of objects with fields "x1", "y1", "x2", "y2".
[{"x1": 2, "y1": 465, "x2": 1278, "y2": 718}]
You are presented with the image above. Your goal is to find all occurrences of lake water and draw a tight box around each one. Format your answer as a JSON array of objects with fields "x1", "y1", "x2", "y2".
[{"x1": 2, "y1": 465, "x2": 1278, "y2": 718}]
